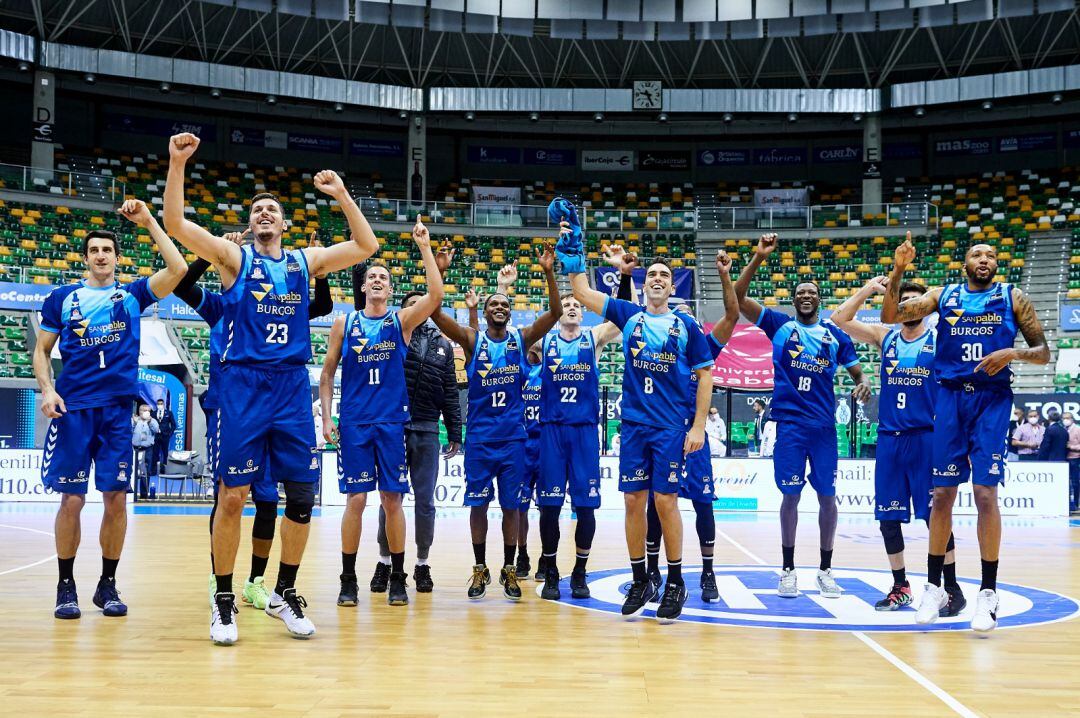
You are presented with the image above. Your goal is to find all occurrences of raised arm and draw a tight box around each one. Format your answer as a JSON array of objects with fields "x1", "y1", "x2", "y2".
[
  {"x1": 684, "y1": 366, "x2": 712, "y2": 455},
  {"x1": 33, "y1": 329, "x2": 64, "y2": 418},
  {"x1": 304, "y1": 170, "x2": 379, "y2": 276},
  {"x1": 734, "y1": 233, "x2": 776, "y2": 324},
  {"x1": 881, "y1": 236, "x2": 940, "y2": 325},
  {"x1": 306, "y1": 230, "x2": 334, "y2": 320},
  {"x1": 118, "y1": 198, "x2": 186, "y2": 298},
  {"x1": 397, "y1": 219, "x2": 444, "y2": 342},
  {"x1": 974, "y1": 288, "x2": 1051, "y2": 377},
  {"x1": 832, "y1": 276, "x2": 891, "y2": 348},
  {"x1": 319, "y1": 316, "x2": 345, "y2": 446},
  {"x1": 593, "y1": 244, "x2": 638, "y2": 347},
  {"x1": 163, "y1": 133, "x2": 243, "y2": 280},
  {"x1": 465, "y1": 289, "x2": 480, "y2": 332},
  {"x1": 520, "y1": 244, "x2": 563, "y2": 348},
  {"x1": 711, "y1": 250, "x2": 740, "y2": 345},
  {"x1": 430, "y1": 243, "x2": 477, "y2": 356}
]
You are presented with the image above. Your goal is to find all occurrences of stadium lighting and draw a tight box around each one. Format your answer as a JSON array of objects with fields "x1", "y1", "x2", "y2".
[
  {"x1": 1052, "y1": 93, "x2": 1063, "y2": 105},
  {"x1": 210, "y1": 88, "x2": 222, "y2": 99},
  {"x1": 465, "y1": 111, "x2": 475, "y2": 122},
  {"x1": 852, "y1": 113, "x2": 863, "y2": 123},
  {"x1": 159, "y1": 82, "x2": 171, "y2": 94},
  {"x1": 17, "y1": 61, "x2": 29, "y2": 72},
  {"x1": 398, "y1": 110, "x2": 408, "y2": 119},
  {"x1": 981, "y1": 100, "x2": 993, "y2": 112},
  {"x1": 913, "y1": 106, "x2": 926, "y2": 118},
  {"x1": 83, "y1": 73, "x2": 96, "y2": 84},
  {"x1": 266, "y1": 95, "x2": 277, "y2": 105},
  {"x1": 334, "y1": 102, "x2": 344, "y2": 113},
  {"x1": 786, "y1": 112, "x2": 798, "y2": 123},
  {"x1": 722, "y1": 112, "x2": 733, "y2": 124},
  {"x1": 658, "y1": 113, "x2": 668, "y2": 122},
  {"x1": 593, "y1": 112, "x2": 604, "y2": 122},
  {"x1": 529, "y1": 112, "x2": 539, "y2": 122}
]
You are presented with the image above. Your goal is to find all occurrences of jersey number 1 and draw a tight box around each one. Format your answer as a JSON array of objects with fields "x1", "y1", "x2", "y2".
[{"x1": 98, "y1": 350, "x2": 106, "y2": 369}]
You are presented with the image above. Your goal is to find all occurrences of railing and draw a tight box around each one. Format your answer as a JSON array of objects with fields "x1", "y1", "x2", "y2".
[
  {"x1": 0, "y1": 162, "x2": 122, "y2": 201},
  {"x1": 696, "y1": 202, "x2": 936, "y2": 231}
]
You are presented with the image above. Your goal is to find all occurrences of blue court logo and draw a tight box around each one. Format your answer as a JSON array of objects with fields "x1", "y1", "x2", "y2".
[{"x1": 547, "y1": 565, "x2": 1080, "y2": 632}]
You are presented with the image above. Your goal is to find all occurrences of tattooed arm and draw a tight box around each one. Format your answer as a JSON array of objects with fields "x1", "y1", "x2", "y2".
[
  {"x1": 973, "y1": 289, "x2": 1050, "y2": 376},
  {"x1": 880, "y1": 235, "x2": 941, "y2": 324}
]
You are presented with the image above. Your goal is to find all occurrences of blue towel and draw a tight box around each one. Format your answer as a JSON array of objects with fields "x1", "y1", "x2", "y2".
[{"x1": 547, "y1": 197, "x2": 585, "y2": 274}]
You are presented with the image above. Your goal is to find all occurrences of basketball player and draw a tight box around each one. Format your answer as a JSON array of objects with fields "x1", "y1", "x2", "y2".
[
  {"x1": 882, "y1": 239, "x2": 1049, "y2": 632},
  {"x1": 35, "y1": 199, "x2": 186, "y2": 619},
  {"x1": 565, "y1": 238, "x2": 715, "y2": 622},
  {"x1": 320, "y1": 218, "x2": 443, "y2": 608},
  {"x1": 173, "y1": 229, "x2": 333, "y2": 609},
  {"x1": 431, "y1": 245, "x2": 561, "y2": 601},
  {"x1": 832, "y1": 272, "x2": 963, "y2": 616},
  {"x1": 734, "y1": 233, "x2": 871, "y2": 598},
  {"x1": 165, "y1": 132, "x2": 378, "y2": 644},
  {"x1": 645, "y1": 250, "x2": 740, "y2": 603}
]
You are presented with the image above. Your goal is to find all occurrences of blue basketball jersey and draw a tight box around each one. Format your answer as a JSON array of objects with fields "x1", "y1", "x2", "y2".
[
  {"x1": 603, "y1": 297, "x2": 714, "y2": 431},
  {"x1": 879, "y1": 328, "x2": 937, "y2": 433},
  {"x1": 220, "y1": 244, "x2": 311, "y2": 366},
  {"x1": 686, "y1": 332, "x2": 725, "y2": 419},
  {"x1": 193, "y1": 289, "x2": 226, "y2": 410},
  {"x1": 339, "y1": 309, "x2": 410, "y2": 424},
  {"x1": 523, "y1": 359, "x2": 542, "y2": 434},
  {"x1": 757, "y1": 308, "x2": 859, "y2": 426},
  {"x1": 935, "y1": 283, "x2": 1017, "y2": 387},
  {"x1": 539, "y1": 329, "x2": 600, "y2": 426},
  {"x1": 38, "y1": 278, "x2": 159, "y2": 410},
  {"x1": 466, "y1": 329, "x2": 527, "y2": 444}
]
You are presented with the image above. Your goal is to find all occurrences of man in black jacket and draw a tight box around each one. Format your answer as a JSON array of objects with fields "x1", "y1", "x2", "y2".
[
  {"x1": 354, "y1": 264, "x2": 463, "y2": 593},
  {"x1": 1038, "y1": 409, "x2": 1069, "y2": 462},
  {"x1": 151, "y1": 398, "x2": 176, "y2": 476}
]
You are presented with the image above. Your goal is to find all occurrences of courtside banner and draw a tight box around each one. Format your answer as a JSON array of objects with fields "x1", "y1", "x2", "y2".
[
  {"x1": 471, "y1": 185, "x2": 522, "y2": 205},
  {"x1": 581, "y1": 150, "x2": 635, "y2": 172},
  {"x1": 0, "y1": 449, "x2": 103, "y2": 502},
  {"x1": 317, "y1": 454, "x2": 1067, "y2": 517},
  {"x1": 706, "y1": 322, "x2": 774, "y2": 389}
]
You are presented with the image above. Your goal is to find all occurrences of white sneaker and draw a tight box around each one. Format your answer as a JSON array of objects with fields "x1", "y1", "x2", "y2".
[
  {"x1": 816, "y1": 569, "x2": 842, "y2": 598},
  {"x1": 971, "y1": 589, "x2": 999, "y2": 633},
  {"x1": 265, "y1": 588, "x2": 316, "y2": 638},
  {"x1": 915, "y1": 584, "x2": 949, "y2": 625},
  {"x1": 778, "y1": 568, "x2": 798, "y2": 597},
  {"x1": 210, "y1": 592, "x2": 239, "y2": 645}
]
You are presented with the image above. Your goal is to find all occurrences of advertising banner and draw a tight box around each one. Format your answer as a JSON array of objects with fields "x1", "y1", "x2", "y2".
[
  {"x1": 1060, "y1": 303, "x2": 1080, "y2": 331},
  {"x1": 104, "y1": 113, "x2": 215, "y2": 139},
  {"x1": 934, "y1": 137, "x2": 992, "y2": 156},
  {"x1": 349, "y1": 139, "x2": 404, "y2": 157},
  {"x1": 581, "y1": 149, "x2": 635, "y2": 172},
  {"x1": 697, "y1": 148, "x2": 749, "y2": 166},
  {"x1": 1066, "y1": 129, "x2": 1080, "y2": 149},
  {"x1": 137, "y1": 367, "x2": 188, "y2": 452},
  {"x1": 707, "y1": 322, "x2": 774, "y2": 389},
  {"x1": 466, "y1": 145, "x2": 521, "y2": 165},
  {"x1": 753, "y1": 188, "x2": 808, "y2": 207},
  {"x1": 998, "y1": 132, "x2": 1056, "y2": 153},
  {"x1": 753, "y1": 147, "x2": 806, "y2": 166},
  {"x1": 883, "y1": 142, "x2": 922, "y2": 160},
  {"x1": 523, "y1": 148, "x2": 576, "y2": 166},
  {"x1": 230, "y1": 127, "x2": 287, "y2": 149},
  {"x1": 287, "y1": 132, "x2": 342, "y2": 154},
  {"x1": 594, "y1": 266, "x2": 694, "y2": 304},
  {"x1": 471, "y1": 185, "x2": 522, "y2": 206},
  {"x1": 814, "y1": 144, "x2": 862, "y2": 164},
  {"x1": 0, "y1": 281, "x2": 55, "y2": 311},
  {"x1": 0, "y1": 449, "x2": 103, "y2": 502},
  {"x1": 639, "y1": 149, "x2": 690, "y2": 171}
]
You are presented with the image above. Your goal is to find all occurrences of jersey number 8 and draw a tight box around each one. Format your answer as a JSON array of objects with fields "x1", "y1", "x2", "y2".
[{"x1": 644, "y1": 377, "x2": 654, "y2": 394}]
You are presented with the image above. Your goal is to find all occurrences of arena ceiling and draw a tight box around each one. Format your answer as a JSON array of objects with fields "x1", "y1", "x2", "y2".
[{"x1": 0, "y1": 0, "x2": 1078, "y2": 91}]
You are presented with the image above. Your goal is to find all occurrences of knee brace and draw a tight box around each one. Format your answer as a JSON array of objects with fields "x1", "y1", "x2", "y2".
[
  {"x1": 252, "y1": 501, "x2": 278, "y2": 540},
  {"x1": 692, "y1": 501, "x2": 716, "y2": 548},
  {"x1": 572, "y1": 507, "x2": 596, "y2": 551},
  {"x1": 879, "y1": 520, "x2": 904, "y2": 555},
  {"x1": 282, "y1": 481, "x2": 315, "y2": 524}
]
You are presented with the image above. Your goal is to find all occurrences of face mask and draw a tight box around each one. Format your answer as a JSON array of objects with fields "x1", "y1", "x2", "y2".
[
  {"x1": 1065, "y1": 419, "x2": 1074, "y2": 427},
  {"x1": 140, "y1": 411, "x2": 151, "y2": 419},
  {"x1": 1028, "y1": 417, "x2": 1039, "y2": 425}
]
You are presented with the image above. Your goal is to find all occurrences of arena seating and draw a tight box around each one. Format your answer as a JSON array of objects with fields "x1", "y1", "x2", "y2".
[{"x1": 0, "y1": 313, "x2": 33, "y2": 379}]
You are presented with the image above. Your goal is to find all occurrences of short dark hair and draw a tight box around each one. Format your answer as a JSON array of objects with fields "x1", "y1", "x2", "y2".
[
  {"x1": 156, "y1": 398, "x2": 164, "y2": 403},
  {"x1": 899, "y1": 281, "x2": 927, "y2": 296},
  {"x1": 794, "y1": 280, "x2": 820, "y2": 293},
  {"x1": 249, "y1": 192, "x2": 283, "y2": 212},
  {"x1": 82, "y1": 230, "x2": 118, "y2": 256},
  {"x1": 1048, "y1": 409, "x2": 1061, "y2": 422},
  {"x1": 646, "y1": 259, "x2": 674, "y2": 275},
  {"x1": 753, "y1": 399, "x2": 765, "y2": 409},
  {"x1": 484, "y1": 292, "x2": 510, "y2": 310},
  {"x1": 401, "y1": 290, "x2": 424, "y2": 307}
]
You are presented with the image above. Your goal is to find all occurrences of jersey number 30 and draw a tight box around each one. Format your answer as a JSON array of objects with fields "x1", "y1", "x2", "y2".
[{"x1": 961, "y1": 343, "x2": 984, "y2": 362}]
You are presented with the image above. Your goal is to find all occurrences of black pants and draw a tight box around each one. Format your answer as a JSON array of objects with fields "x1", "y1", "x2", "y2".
[
  {"x1": 378, "y1": 429, "x2": 440, "y2": 560},
  {"x1": 1018, "y1": 454, "x2": 1039, "y2": 462},
  {"x1": 152, "y1": 436, "x2": 170, "y2": 475},
  {"x1": 1069, "y1": 457, "x2": 1080, "y2": 512}
]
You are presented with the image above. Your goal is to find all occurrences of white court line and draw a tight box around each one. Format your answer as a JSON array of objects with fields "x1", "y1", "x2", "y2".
[
  {"x1": 0, "y1": 522, "x2": 58, "y2": 577},
  {"x1": 714, "y1": 528, "x2": 979, "y2": 718}
]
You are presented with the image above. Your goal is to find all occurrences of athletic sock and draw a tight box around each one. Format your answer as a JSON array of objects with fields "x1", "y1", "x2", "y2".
[
  {"x1": 667, "y1": 560, "x2": 683, "y2": 586},
  {"x1": 927, "y1": 553, "x2": 945, "y2": 587},
  {"x1": 416, "y1": 557, "x2": 429, "y2": 567},
  {"x1": 943, "y1": 561, "x2": 958, "y2": 589},
  {"x1": 209, "y1": 552, "x2": 215, "y2": 574},
  {"x1": 574, "y1": 551, "x2": 589, "y2": 574},
  {"x1": 819, "y1": 549, "x2": 833, "y2": 572},
  {"x1": 58, "y1": 556, "x2": 74, "y2": 583},
  {"x1": 379, "y1": 555, "x2": 392, "y2": 566},
  {"x1": 249, "y1": 554, "x2": 268, "y2": 582},
  {"x1": 472, "y1": 542, "x2": 486, "y2": 566},
  {"x1": 892, "y1": 567, "x2": 906, "y2": 586},
  {"x1": 980, "y1": 559, "x2": 998, "y2": 592},
  {"x1": 503, "y1": 544, "x2": 516, "y2": 568},
  {"x1": 101, "y1": 557, "x2": 119, "y2": 581},
  {"x1": 216, "y1": 573, "x2": 233, "y2": 595},
  {"x1": 391, "y1": 551, "x2": 405, "y2": 573},
  {"x1": 275, "y1": 562, "x2": 299, "y2": 595},
  {"x1": 517, "y1": 545, "x2": 529, "y2": 562},
  {"x1": 630, "y1": 556, "x2": 646, "y2": 583},
  {"x1": 341, "y1": 552, "x2": 357, "y2": 577},
  {"x1": 701, "y1": 554, "x2": 714, "y2": 574},
  {"x1": 646, "y1": 545, "x2": 660, "y2": 573},
  {"x1": 782, "y1": 545, "x2": 795, "y2": 571}
]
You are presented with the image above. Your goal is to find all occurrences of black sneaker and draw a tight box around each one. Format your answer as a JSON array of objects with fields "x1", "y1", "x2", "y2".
[
  {"x1": 388, "y1": 571, "x2": 409, "y2": 606},
  {"x1": 533, "y1": 555, "x2": 546, "y2": 582},
  {"x1": 516, "y1": 553, "x2": 531, "y2": 582},
  {"x1": 92, "y1": 577, "x2": 128, "y2": 617},
  {"x1": 647, "y1": 568, "x2": 663, "y2": 598},
  {"x1": 570, "y1": 570, "x2": 591, "y2": 599},
  {"x1": 700, "y1": 571, "x2": 719, "y2": 603},
  {"x1": 55, "y1": 578, "x2": 80, "y2": 619},
  {"x1": 940, "y1": 584, "x2": 967, "y2": 617},
  {"x1": 370, "y1": 562, "x2": 390, "y2": 593},
  {"x1": 656, "y1": 582, "x2": 688, "y2": 623},
  {"x1": 467, "y1": 564, "x2": 490, "y2": 600},
  {"x1": 413, "y1": 564, "x2": 433, "y2": 593},
  {"x1": 500, "y1": 565, "x2": 522, "y2": 601},
  {"x1": 620, "y1": 579, "x2": 658, "y2": 618},
  {"x1": 541, "y1": 565, "x2": 561, "y2": 600},
  {"x1": 337, "y1": 573, "x2": 359, "y2": 606}
]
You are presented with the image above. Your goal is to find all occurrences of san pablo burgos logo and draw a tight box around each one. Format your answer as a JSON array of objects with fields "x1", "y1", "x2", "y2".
[{"x1": 546, "y1": 565, "x2": 1080, "y2": 632}]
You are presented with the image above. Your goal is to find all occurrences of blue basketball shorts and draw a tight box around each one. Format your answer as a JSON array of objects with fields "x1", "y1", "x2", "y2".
[
  {"x1": 618, "y1": 420, "x2": 686, "y2": 495},
  {"x1": 464, "y1": 439, "x2": 526, "y2": 510},
  {"x1": 214, "y1": 364, "x2": 319, "y2": 499},
  {"x1": 41, "y1": 401, "x2": 132, "y2": 495},
  {"x1": 772, "y1": 421, "x2": 838, "y2": 496},
  {"x1": 932, "y1": 384, "x2": 1011, "y2": 487},
  {"x1": 337, "y1": 421, "x2": 409, "y2": 494},
  {"x1": 205, "y1": 406, "x2": 279, "y2": 503},
  {"x1": 680, "y1": 444, "x2": 715, "y2": 503},
  {"x1": 537, "y1": 422, "x2": 601, "y2": 509},
  {"x1": 875, "y1": 430, "x2": 933, "y2": 522}
]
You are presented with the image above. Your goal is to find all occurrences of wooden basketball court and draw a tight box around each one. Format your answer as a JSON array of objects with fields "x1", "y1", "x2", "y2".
[{"x1": 1, "y1": 504, "x2": 1077, "y2": 717}]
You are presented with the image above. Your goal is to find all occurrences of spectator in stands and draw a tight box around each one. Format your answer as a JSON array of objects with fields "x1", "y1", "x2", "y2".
[
  {"x1": 1065, "y1": 412, "x2": 1080, "y2": 513},
  {"x1": 1012, "y1": 409, "x2": 1045, "y2": 462},
  {"x1": 706, "y1": 406, "x2": 727, "y2": 457},
  {"x1": 751, "y1": 399, "x2": 770, "y2": 452},
  {"x1": 1037, "y1": 409, "x2": 1068, "y2": 462},
  {"x1": 1008, "y1": 406, "x2": 1024, "y2": 462},
  {"x1": 151, "y1": 398, "x2": 175, "y2": 476},
  {"x1": 131, "y1": 404, "x2": 159, "y2": 499}
]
